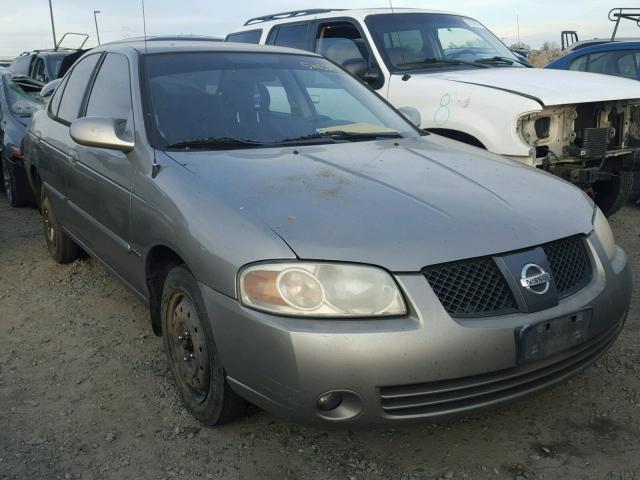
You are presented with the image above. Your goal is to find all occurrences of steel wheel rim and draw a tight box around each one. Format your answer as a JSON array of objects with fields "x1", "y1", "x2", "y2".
[
  {"x1": 167, "y1": 293, "x2": 211, "y2": 404},
  {"x1": 43, "y1": 202, "x2": 56, "y2": 246}
]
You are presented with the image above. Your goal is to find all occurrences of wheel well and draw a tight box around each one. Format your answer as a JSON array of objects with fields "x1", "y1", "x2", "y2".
[
  {"x1": 427, "y1": 129, "x2": 487, "y2": 149},
  {"x1": 146, "y1": 246, "x2": 185, "y2": 336}
]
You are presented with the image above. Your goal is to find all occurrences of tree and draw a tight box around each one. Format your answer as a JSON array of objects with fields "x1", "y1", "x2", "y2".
[{"x1": 540, "y1": 41, "x2": 561, "y2": 51}]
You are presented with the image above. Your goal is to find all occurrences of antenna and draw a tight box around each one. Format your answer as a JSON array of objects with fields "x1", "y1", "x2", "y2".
[
  {"x1": 388, "y1": 0, "x2": 394, "y2": 13},
  {"x1": 141, "y1": 0, "x2": 148, "y2": 53},
  {"x1": 140, "y1": 0, "x2": 159, "y2": 177}
]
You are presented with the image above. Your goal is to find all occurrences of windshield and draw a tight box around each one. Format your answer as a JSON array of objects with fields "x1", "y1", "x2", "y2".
[
  {"x1": 366, "y1": 13, "x2": 523, "y2": 72},
  {"x1": 4, "y1": 76, "x2": 45, "y2": 117},
  {"x1": 144, "y1": 52, "x2": 421, "y2": 149}
]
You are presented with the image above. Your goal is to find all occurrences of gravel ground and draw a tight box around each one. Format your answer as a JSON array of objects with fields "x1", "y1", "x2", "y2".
[{"x1": 0, "y1": 195, "x2": 638, "y2": 480}]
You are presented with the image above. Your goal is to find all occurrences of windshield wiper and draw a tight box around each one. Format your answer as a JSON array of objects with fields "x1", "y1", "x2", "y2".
[
  {"x1": 397, "y1": 58, "x2": 488, "y2": 69},
  {"x1": 281, "y1": 130, "x2": 403, "y2": 143},
  {"x1": 165, "y1": 137, "x2": 266, "y2": 150},
  {"x1": 475, "y1": 56, "x2": 532, "y2": 68}
]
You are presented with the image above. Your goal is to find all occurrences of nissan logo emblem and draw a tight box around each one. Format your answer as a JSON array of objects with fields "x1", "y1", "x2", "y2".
[{"x1": 520, "y1": 263, "x2": 551, "y2": 295}]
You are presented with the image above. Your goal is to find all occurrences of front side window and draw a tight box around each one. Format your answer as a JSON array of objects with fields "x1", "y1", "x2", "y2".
[
  {"x1": 315, "y1": 22, "x2": 370, "y2": 66},
  {"x1": 56, "y1": 53, "x2": 101, "y2": 123},
  {"x1": 226, "y1": 30, "x2": 262, "y2": 44},
  {"x1": 366, "y1": 13, "x2": 522, "y2": 71},
  {"x1": 269, "y1": 24, "x2": 309, "y2": 50},
  {"x1": 144, "y1": 52, "x2": 420, "y2": 149}
]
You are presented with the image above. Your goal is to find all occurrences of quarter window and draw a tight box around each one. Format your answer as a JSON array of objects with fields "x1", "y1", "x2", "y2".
[
  {"x1": 569, "y1": 55, "x2": 588, "y2": 71},
  {"x1": 48, "y1": 75, "x2": 69, "y2": 117},
  {"x1": 56, "y1": 53, "x2": 101, "y2": 123},
  {"x1": 86, "y1": 54, "x2": 133, "y2": 124},
  {"x1": 226, "y1": 30, "x2": 262, "y2": 44},
  {"x1": 270, "y1": 24, "x2": 308, "y2": 50}
]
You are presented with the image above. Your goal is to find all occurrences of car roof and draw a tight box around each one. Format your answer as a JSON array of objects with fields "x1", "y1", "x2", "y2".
[
  {"x1": 564, "y1": 40, "x2": 640, "y2": 57},
  {"x1": 106, "y1": 35, "x2": 223, "y2": 44},
  {"x1": 94, "y1": 39, "x2": 324, "y2": 57},
  {"x1": 231, "y1": 8, "x2": 454, "y2": 32}
]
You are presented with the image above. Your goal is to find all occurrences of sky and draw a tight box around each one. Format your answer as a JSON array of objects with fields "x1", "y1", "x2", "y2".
[{"x1": 1, "y1": 0, "x2": 639, "y2": 57}]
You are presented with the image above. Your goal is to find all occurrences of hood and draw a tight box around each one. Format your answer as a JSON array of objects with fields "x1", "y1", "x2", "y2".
[
  {"x1": 425, "y1": 68, "x2": 640, "y2": 106},
  {"x1": 167, "y1": 136, "x2": 594, "y2": 272}
]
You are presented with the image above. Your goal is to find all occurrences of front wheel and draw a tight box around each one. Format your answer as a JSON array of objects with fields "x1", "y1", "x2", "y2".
[
  {"x1": 161, "y1": 265, "x2": 247, "y2": 425},
  {"x1": 593, "y1": 170, "x2": 634, "y2": 217}
]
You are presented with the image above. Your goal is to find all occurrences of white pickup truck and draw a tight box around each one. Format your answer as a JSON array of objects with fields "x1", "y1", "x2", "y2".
[{"x1": 227, "y1": 8, "x2": 640, "y2": 215}]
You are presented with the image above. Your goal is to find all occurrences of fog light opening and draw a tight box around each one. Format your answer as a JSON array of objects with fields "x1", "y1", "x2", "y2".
[
  {"x1": 316, "y1": 392, "x2": 343, "y2": 412},
  {"x1": 314, "y1": 390, "x2": 363, "y2": 421}
]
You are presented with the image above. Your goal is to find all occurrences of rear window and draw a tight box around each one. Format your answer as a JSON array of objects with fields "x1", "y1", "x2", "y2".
[
  {"x1": 226, "y1": 30, "x2": 262, "y2": 44},
  {"x1": 10, "y1": 56, "x2": 31, "y2": 75}
]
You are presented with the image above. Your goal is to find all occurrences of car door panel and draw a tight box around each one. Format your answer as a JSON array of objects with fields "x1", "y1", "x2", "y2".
[{"x1": 64, "y1": 52, "x2": 139, "y2": 286}]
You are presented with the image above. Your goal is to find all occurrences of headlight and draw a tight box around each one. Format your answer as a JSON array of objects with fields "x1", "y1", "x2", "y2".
[
  {"x1": 593, "y1": 207, "x2": 616, "y2": 260},
  {"x1": 239, "y1": 262, "x2": 407, "y2": 317}
]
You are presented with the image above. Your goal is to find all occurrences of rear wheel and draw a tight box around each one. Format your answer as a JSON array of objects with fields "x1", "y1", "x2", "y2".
[
  {"x1": 161, "y1": 265, "x2": 247, "y2": 425},
  {"x1": 593, "y1": 170, "x2": 634, "y2": 217},
  {"x1": 41, "y1": 191, "x2": 81, "y2": 263},
  {"x1": 2, "y1": 157, "x2": 27, "y2": 207}
]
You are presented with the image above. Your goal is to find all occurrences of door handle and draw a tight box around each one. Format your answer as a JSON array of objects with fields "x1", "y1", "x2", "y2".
[{"x1": 68, "y1": 149, "x2": 79, "y2": 165}]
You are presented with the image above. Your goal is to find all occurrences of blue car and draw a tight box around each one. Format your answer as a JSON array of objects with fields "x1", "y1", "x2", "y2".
[
  {"x1": 1, "y1": 72, "x2": 44, "y2": 206},
  {"x1": 546, "y1": 41, "x2": 640, "y2": 80},
  {"x1": 547, "y1": 41, "x2": 640, "y2": 202}
]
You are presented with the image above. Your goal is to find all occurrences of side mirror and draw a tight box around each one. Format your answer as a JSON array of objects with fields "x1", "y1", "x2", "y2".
[
  {"x1": 398, "y1": 106, "x2": 422, "y2": 128},
  {"x1": 342, "y1": 58, "x2": 367, "y2": 79},
  {"x1": 342, "y1": 59, "x2": 384, "y2": 88},
  {"x1": 41, "y1": 78, "x2": 62, "y2": 98},
  {"x1": 70, "y1": 117, "x2": 134, "y2": 152}
]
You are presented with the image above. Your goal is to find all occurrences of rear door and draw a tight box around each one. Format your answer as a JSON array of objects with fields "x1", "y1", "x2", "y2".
[
  {"x1": 65, "y1": 52, "x2": 139, "y2": 284},
  {"x1": 37, "y1": 53, "x2": 101, "y2": 226}
]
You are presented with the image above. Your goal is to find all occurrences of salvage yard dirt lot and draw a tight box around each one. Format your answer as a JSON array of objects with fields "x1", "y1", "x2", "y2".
[{"x1": 0, "y1": 196, "x2": 639, "y2": 480}]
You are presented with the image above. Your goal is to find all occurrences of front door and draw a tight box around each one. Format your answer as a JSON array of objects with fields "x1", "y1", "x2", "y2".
[{"x1": 65, "y1": 52, "x2": 140, "y2": 286}]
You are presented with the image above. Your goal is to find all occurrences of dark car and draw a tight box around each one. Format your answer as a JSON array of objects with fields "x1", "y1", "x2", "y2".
[
  {"x1": 546, "y1": 41, "x2": 640, "y2": 202},
  {"x1": 10, "y1": 50, "x2": 80, "y2": 84},
  {"x1": 1, "y1": 73, "x2": 44, "y2": 206}
]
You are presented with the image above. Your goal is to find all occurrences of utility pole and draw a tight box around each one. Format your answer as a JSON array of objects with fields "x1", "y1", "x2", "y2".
[
  {"x1": 94, "y1": 10, "x2": 102, "y2": 45},
  {"x1": 517, "y1": 14, "x2": 521, "y2": 45},
  {"x1": 48, "y1": 0, "x2": 57, "y2": 49}
]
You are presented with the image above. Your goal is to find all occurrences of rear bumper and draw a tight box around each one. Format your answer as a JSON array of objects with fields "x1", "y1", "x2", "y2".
[{"x1": 199, "y1": 233, "x2": 632, "y2": 425}]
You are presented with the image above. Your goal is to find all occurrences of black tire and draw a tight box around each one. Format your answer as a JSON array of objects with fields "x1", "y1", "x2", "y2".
[
  {"x1": 593, "y1": 170, "x2": 634, "y2": 217},
  {"x1": 41, "y1": 191, "x2": 82, "y2": 264},
  {"x1": 2, "y1": 156, "x2": 27, "y2": 207},
  {"x1": 161, "y1": 265, "x2": 247, "y2": 425}
]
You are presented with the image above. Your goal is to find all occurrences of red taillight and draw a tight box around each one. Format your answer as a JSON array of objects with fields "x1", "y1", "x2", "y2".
[{"x1": 9, "y1": 146, "x2": 24, "y2": 160}]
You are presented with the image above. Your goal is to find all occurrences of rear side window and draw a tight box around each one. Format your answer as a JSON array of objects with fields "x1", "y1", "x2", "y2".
[
  {"x1": 56, "y1": 53, "x2": 101, "y2": 123},
  {"x1": 85, "y1": 53, "x2": 133, "y2": 124},
  {"x1": 226, "y1": 30, "x2": 262, "y2": 44},
  {"x1": 269, "y1": 24, "x2": 309, "y2": 50}
]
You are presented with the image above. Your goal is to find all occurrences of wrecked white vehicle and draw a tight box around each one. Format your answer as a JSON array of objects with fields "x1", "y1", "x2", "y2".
[{"x1": 228, "y1": 8, "x2": 640, "y2": 215}]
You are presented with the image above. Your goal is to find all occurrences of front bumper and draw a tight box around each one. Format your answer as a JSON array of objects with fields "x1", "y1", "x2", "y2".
[{"x1": 200, "y1": 232, "x2": 632, "y2": 425}]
